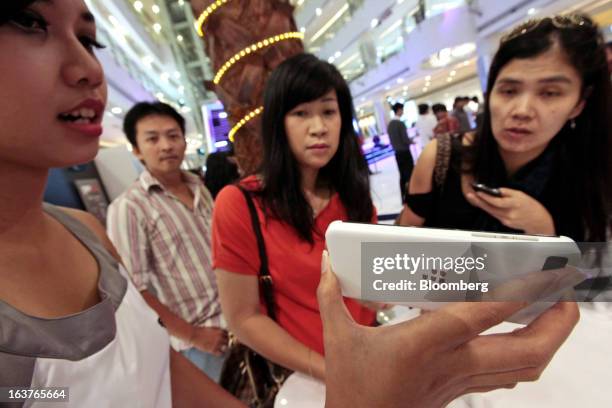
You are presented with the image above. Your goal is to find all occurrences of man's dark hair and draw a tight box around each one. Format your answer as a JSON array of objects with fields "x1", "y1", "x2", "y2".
[
  {"x1": 472, "y1": 96, "x2": 479, "y2": 103},
  {"x1": 123, "y1": 102, "x2": 186, "y2": 148},
  {"x1": 432, "y1": 103, "x2": 447, "y2": 114},
  {"x1": 392, "y1": 102, "x2": 404, "y2": 114},
  {"x1": 418, "y1": 103, "x2": 429, "y2": 115}
]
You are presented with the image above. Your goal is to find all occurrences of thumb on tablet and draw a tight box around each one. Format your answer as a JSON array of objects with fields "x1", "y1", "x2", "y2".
[{"x1": 317, "y1": 250, "x2": 356, "y2": 331}]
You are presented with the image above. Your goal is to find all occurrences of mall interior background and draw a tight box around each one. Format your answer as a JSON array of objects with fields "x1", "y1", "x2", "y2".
[{"x1": 44, "y1": 0, "x2": 612, "y2": 222}]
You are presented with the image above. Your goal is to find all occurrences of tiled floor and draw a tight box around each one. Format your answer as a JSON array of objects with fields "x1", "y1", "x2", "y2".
[
  {"x1": 368, "y1": 145, "x2": 423, "y2": 219},
  {"x1": 369, "y1": 155, "x2": 403, "y2": 218}
]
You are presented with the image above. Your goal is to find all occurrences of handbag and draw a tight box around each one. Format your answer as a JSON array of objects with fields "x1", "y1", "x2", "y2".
[{"x1": 218, "y1": 186, "x2": 292, "y2": 408}]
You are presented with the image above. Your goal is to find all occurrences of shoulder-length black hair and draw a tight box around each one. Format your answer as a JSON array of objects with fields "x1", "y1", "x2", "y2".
[
  {"x1": 259, "y1": 53, "x2": 373, "y2": 244},
  {"x1": 465, "y1": 14, "x2": 611, "y2": 242}
]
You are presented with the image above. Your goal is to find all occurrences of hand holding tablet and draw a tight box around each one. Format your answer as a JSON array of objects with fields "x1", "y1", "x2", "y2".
[
  {"x1": 325, "y1": 221, "x2": 585, "y2": 323},
  {"x1": 318, "y1": 251, "x2": 580, "y2": 408}
]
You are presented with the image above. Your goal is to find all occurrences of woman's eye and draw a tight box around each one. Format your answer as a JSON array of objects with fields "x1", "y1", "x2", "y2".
[
  {"x1": 499, "y1": 88, "x2": 516, "y2": 96},
  {"x1": 324, "y1": 109, "x2": 337, "y2": 116},
  {"x1": 293, "y1": 110, "x2": 308, "y2": 117},
  {"x1": 541, "y1": 91, "x2": 561, "y2": 98},
  {"x1": 80, "y1": 36, "x2": 106, "y2": 53},
  {"x1": 10, "y1": 11, "x2": 48, "y2": 32}
]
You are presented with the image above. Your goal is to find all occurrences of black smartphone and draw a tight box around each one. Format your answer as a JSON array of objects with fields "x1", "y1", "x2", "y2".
[{"x1": 471, "y1": 182, "x2": 502, "y2": 197}]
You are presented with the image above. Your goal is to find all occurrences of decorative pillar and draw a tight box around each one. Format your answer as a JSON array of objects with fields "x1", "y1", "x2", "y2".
[{"x1": 191, "y1": 0, "x2": 305, "y2": 175}]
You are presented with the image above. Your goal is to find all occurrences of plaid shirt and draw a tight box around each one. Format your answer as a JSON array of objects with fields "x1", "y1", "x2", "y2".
[{"x1": 107, "y1": 170, "x2": 224, "y2": 350}]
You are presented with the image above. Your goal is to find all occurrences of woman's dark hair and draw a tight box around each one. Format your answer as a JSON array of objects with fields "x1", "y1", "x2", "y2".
[
  {"x1": 466, "y1": 14, "x2": 611, "y2": 242},
  {"x1": 204, "y1": 151, "x2": 239, "y2": 199},
  {"x1": 1, "y1": 1, "x2": 36, "y2": 25},
  {"x1": 259, "y1": 53, "x2": 373, "y2": 243}
]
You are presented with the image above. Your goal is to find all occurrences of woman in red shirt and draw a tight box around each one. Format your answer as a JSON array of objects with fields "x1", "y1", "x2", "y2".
[{"x1": 212, "y1": 53, "x2": 376, "y2": 380}]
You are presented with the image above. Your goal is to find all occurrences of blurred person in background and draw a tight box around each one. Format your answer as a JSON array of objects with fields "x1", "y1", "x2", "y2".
[
  {"x1": 452, "y1": 96, "x2": 472, "y2": 132},
  {"x1": 204, "y1": 150, "x2": 240, "y2": 199},
  {"x1": 415, "y1": 103, "x2": 437, "y2": 150},
  {"x1": 432, "y1": 102, "x2": 461, "y2": 137},
  {"x1": 387, "y1": 102, "x2": 415, "y2": 202}
]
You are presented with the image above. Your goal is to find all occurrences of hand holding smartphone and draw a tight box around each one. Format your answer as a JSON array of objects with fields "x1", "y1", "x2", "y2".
[{"x1": 471, "y1": 182, "x2": 502, "y2": 197}]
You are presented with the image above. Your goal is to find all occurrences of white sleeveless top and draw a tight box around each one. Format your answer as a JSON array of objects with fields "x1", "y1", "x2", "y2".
[{"x1": 0, "y1": 204, "x2": 172, "y2": 407}]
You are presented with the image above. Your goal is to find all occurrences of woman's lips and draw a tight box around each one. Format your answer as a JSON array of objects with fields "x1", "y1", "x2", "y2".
[
  {"x1": 504, "y1": 128, "x2": 532, "y2": 140},
  {"x1": 307, "y1": 144, "x2": 329, "y2": 150},
  {"x1": 60, "y1": 122, "x2": 103, "y2": 138},
  {"x1": 58, "y1": 98, "x2": 105, "y2": 137}
]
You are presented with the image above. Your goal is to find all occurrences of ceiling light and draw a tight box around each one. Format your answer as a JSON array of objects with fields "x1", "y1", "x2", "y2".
[
  {"x1": 425, "y1": 75, "x2": 431, "y2": 81},
  {"x1": 310, "y1": 4, "x2": 349, "y2": 43},
  {"x1": 219, "y1": 112, "x2": 228, "y2": 119},
  {"x1": 422, "y1": 87, "x2": 428, "y2": 92},
  {"x1": 338, "y1": 52, "x2": 359, "y2": 69},
  {"x1": 155, "y1": 92, "x2": 164, "y2": 99},
  {"x1": 447, "y1": 77, "x2": 452, "y2": 82},
  {"x1": 111, "y1": 107, "x2": 123, "y2": 115},
  {"x1": 397, "y1": 78, "x2": 404, "y2": 84},
  {"x1": 385, "y1": 85, "x2": 390, "y2": 90},
  {"x1": 527, "y1": 8, "x2": 537, "y2": 15},
  {"x1": 463, "y1": 60, "x2": 470, "y2": 66},
  {"x1": 174, "y1": 71, "x2": 181, "y2": 79},
  {"x1": 379, "y1": 19, "x2": 402, "y2": 39},
  {"x1": 300, "y1": 26, "x2": 306, "y2": 33},
  {"x1": 370, "y1": 18, "x2": 379, "y2": 28},
  {"x1": 178, "y1": 0, "x2": 184, "y2": 5},
  {"x1": 328, "y1": 56, "x2": 335, "y2": 63},
  {"x1": 403, "y1": 86, "x2": 408, "y2": 91},
  {"x1": 334, "y1": 51, "x2": 341, "y2": 58},
  {"x1": 178, "y1": 86, "x2": 184, "y2": 94},
  {"x1": 133, "y1": 1, "x2": 143, "y2": 12},
  {"x1": 153, "y1": 23, "x2": 162, "y2": 33},
  {"x1": 181, "y1": 106, "x2": 192, "y2": 114},
  {"x1": 152, "y1": 4, "x2": 160, "y2": 14},
  {"x1": 177, "y1": 34, "x2": 184, "y2": 42},
  {"x1": 315, "y1": 7, "x2": 322, "y2": 16},
  {"x1": 450, "y1": 70, "x2": 456, "y2": 76}
]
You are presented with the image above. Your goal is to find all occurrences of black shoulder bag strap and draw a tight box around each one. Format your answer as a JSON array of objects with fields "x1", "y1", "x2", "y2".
[{"x1": 237, "y1": 186, "x2": 277, "y2": 322}]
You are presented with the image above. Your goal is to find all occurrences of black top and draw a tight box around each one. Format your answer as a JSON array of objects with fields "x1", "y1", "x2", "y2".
[
  {"x1": 406, "y1": 137, "x2": 584, "y2": 241},
  {"x1": 387, "y1": 119, "x2": 412, "y2": 152}
]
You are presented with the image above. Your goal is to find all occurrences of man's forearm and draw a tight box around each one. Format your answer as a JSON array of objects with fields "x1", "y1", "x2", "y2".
[{"x1": 141, "y1": 290, "x2": 193, "y2": 342}]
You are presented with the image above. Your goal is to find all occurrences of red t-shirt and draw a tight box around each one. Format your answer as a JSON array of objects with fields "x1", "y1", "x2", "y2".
[{"x1": 212, "y1": 176, "x2": 377, "y2": 355}]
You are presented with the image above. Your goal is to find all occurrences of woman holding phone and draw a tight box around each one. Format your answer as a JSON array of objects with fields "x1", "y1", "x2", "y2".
[{"x1": 399, "y1": 14, "x2": 611, "y2": 242}]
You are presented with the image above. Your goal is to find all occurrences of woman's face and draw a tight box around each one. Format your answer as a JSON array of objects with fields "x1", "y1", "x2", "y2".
[
  {"x1": 284, "y1": 90, "x2": 342, "y2": 173},
  {"x1": 0, "y1": 0, "x2": 107, "y2": 169},
  {"x1": 489, "y1": 42, "x2": 585, "y2": 160}
]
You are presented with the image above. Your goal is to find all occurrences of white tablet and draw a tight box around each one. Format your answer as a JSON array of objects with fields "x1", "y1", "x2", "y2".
[{"x1": 325, "y1": 221, "x2": 584, "y2": 322}]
